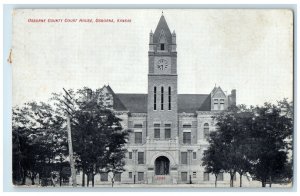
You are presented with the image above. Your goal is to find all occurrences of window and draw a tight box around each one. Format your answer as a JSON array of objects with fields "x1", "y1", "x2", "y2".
[
  {"x1": 181, "y1": 172, "x2": 188, "y2": 182},
  {"x1": 135, "y1": 132, "x2": 142, "y2": 144},
  {"x1": 181, "y1": 152, "x2": 188, "y2": 164},
  {"x1": 138, "y1": 152, "x2": 144, "y2": 164},
  {"x1": 154, "y1": 129, "x2": 160, "y2": 139},
  {"x1": 193, "y1": 172, "x2": 197, "y2": 178},
  {"x1": 160, "y1": 43, "x2": 165, "y2": 50},
  {"x1": 138, "y1": 172, "x2": 144, "y2": 181},
  {"x1": 129, "y1": 152, "x2": 132, "y2": 159},
  {"x1": 114, "y1": 172, "x2": 121, "y2": 182},
  {"x1": 161, "y1": 87, "x2": 164, "y2": 110},
  {"x1": 165, "y1": 128, "x2": 171, "y2": 139},
  {"x1": 193, "y1": 152, "x2": 196, "y2": 159},
  {"x1": 154, "y1": 86, "x2": 157, "y2": 110},
  {"x1": 183, "y1": 124, "x2": 191, "y2": 128},
  {"x1": 154, "y1": 123, "x2": 160, "y2": 128},
  {"x1": 183, "y1": 132, "x2": 191, "y2": 144},
  {"x1": 214, "y1": 99, "x2": 219, "y2": 110},
  {"x1": 168, "y1": 87, "x2": 171, "y2": 110},
  {"x1": 134, "y1": 124, "x2": 143, "y2": 128},
  {"x1": 220, "y1": 99, "x2": 225, "y2": 110},
  {"x1": 203, "y1": 172, "x2": 209, "y2": 181},
  {"x1": 217, "y1": 172, "x2": 224, "y2": 181},
  {"x1": 204, "y1": 123, "x2": 210, "y2": 138},
  {"x1": 129, "y1": 172, "x2": 132, "y2": 179},
  {"x1": 100, "y1": 173, "x2": 108, "y2": 181},
  {"x1": 165, "y1": 123, "x2": 171, "y2": 127}
]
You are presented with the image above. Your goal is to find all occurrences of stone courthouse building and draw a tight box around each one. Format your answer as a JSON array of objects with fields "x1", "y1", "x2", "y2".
[{"x1": 95, "y1": 14, "x2": 239, "y2": 185}]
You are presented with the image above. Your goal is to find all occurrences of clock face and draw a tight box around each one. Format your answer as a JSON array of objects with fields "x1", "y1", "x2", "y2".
[{"x1": 156, "y1": 59, "x2": 168, "y2": 70}]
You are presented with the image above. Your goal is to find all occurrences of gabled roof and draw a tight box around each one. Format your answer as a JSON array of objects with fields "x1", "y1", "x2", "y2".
[
  {"x1": 153, "y1": 15, "x2": 172, "y2": 44},
  {"x1": 105, "y1": 85, "x2": 128, "y2": 111},
  {"x1": 114, "y1": 93, "x2": 211, "y2": 113},
  {"x1": 211, "y1": 86, "x2": 226, "y2": 98},
  {"x1": 178, "y1": 94, "x2": 211, "y2": 113},
  {"x1": 115, "y1": 94, "x2": 147, "y2": 113}
]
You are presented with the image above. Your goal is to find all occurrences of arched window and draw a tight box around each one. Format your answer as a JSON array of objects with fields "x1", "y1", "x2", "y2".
[
  {"x1": 161, "y1": 86, "x2": 164, "y2": 110},
  {"x1": 154, "y1": 86, "x2": 157, "y2": 110},
  {"x1": 168, "y1": 86, "x2": 171, "y2": 110},
  {"x1": 204, "y1": 123, "x2": 210, "y2": 138}
]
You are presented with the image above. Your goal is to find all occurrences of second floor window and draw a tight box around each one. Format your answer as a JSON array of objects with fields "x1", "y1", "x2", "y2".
[
  {"x1": 154, "y1": 128, "x2": 160, "y2": 139},
  {"x1": 204, "y1": 123, "x2": 210, "y2": 138},
  {"x1": 154, "y1": 86, "x2": 157, "y2": 110},
  {"x1": 168, "y1": 86, "x2": 171, "y2": 110},
  {"x1": 183, "y1": 132, "x2": 191, "y2": 144},
  {"x1": 135, "y1": 132, "x2": 142, "y2": 144},
  {"x1": 183, "y1": 124, "x2": 191, "y2": 128},
  {"x1": 165, "y1": 128, "x2": 171, "y2": 139},
  {"x1": 193, "y1": 152, "x2": 196, "y2": 159},
  {"x1": 181, "y1": 152, "x2": 187, "y2": 164},
  {"x1": 161, "y1": 87, "x2": 164, "y2": 110},
  {"x1": 138, "y1": 152, "x2": 144, "y2": 164},
  {"x1": 134, "y1": 124, "x2": 143, "y2": 128},
  {"x1": 220, "y1": 99, "x2": 225, "y2": 110},
  {"x1": 129, "y1": 152, "x2": 132, "y2": 159}
]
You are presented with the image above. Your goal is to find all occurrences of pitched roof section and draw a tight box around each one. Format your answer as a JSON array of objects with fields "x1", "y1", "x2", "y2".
[
  {"x1": 105, "y1": 85, "x2": 128, "y2": 111},
  {"x1": 114, "y1": 93, "x2": 211, "y2": 113},
  {"x1": 115, "y1": 94, "x2": 148, "y2": 113},
  {"x1": 178, "y1": 94, "x2": 211, "y2": 113},
  {"x1": 153, "y1": 15, "x2": 172, "y2": 44}
]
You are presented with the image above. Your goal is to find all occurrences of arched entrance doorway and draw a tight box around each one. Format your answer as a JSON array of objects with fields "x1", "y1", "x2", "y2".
[{"x1": 155, "y1": 156, "x2": 170, "y2": 175}]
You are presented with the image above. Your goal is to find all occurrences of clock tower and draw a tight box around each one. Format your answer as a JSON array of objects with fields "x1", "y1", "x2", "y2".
[{"x1": 147, "y1": 14, "x2": 178, "y2": 140}]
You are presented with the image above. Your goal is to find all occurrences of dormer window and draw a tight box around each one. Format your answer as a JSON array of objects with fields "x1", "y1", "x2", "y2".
[
  {"x1": 213, "y1": 99, "x2": 219, "y2": 110},
  {"x1": 220, "y1": 99, "x2": 225, "y2": 110},
  {"x1": 160, "y1": 43, "x2": 165, "y2": 50}
]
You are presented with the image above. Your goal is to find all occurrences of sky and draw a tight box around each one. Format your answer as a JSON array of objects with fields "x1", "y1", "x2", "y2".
[{"x1": 12, "y1": 9, "x2": 293, "y2": 106}]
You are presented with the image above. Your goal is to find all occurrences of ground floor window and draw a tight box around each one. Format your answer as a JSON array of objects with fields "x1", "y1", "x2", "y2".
[
  {"x1": 114, "y1": 172, "x2": 121, "y2": 182},
  {"x1": 181, "y1": 172, "x2": 188, "y2": 182},
  {"x1": 193, "y1": 172, "x2": 197, "y2": 178},
  {"x1": 138, "y1": 172, "x2": 144, "y2": 181},
  {"x1": 217, "y1": 172, "x2": 224, "y2": 181},
  {"x1": 129, "y1": 172, "x2": 132, "y2": 179},
  {"x1": 203, "y1": 172, "x2": 209, "y2": 181},
  {"x1": 100, "y1": 173, "x2": 108, "y2": 181}
]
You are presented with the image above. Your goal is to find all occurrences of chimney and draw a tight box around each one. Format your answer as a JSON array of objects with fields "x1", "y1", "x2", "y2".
[{"x1": 231, "y1": 89, "x2": 236, "y2": 106}]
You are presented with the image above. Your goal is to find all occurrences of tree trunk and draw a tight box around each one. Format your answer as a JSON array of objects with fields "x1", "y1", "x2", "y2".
[
  {"x1": 269, "y1": 176, "x2": 272, "y2": 187},
  {"x1": 230, "y1": 173, "x2": 234, "y2": 187},
  {"x1": 239, "y1": 173, "x2": 242, "y2": 187},
  {"x1": 215, "y1": 174, "x2": 217, "y2": 188},
  {"x1": 21, "y1": 170, "x2": 26, "y2": 185},
  {"x1": 82, "y1": 171, "x2": 85, "y2": 187},
  {"x1": 92, "y1": 174, "x2": 95, "y2": 187},
  {"x1": 31, "y1": 176, "x2": 35, "y2": 185},
  {"x1": 87, "y1": 174, "x2": 89, "y2": 187},
  {"x1": 262, "y1": 179, "x2": 266, "y2": 187}
]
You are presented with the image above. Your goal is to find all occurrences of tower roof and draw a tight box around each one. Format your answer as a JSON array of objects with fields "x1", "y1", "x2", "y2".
[{"x1": 153, "y1": 15, "x2": 172, "y2": 44}]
